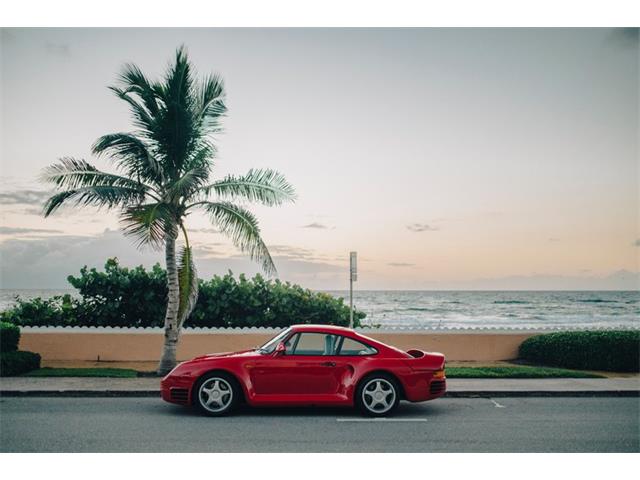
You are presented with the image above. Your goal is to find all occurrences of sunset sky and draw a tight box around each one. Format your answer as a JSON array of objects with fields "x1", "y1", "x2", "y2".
[{"x1": 1, "y1": 28, "x2": 638, "y2": 290}]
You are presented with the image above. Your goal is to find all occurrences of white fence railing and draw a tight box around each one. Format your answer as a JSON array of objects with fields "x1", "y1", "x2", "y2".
[{"x1": 19, "y1": 325, "x2": 638, "y2": 334}]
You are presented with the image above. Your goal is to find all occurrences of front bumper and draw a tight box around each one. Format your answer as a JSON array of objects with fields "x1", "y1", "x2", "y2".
[{"x1": 160, "y1": 375, "x2": 194, "y2": 405}]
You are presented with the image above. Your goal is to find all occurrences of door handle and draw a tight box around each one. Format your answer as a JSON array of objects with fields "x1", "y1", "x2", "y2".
[{"x1": 320, "y1": 361, "x2": 336, "y2": 367}]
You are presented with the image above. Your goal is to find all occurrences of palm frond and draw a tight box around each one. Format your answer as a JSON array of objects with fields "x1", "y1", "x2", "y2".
[
  {"x1": 41, "y1": 157, "x2": 149, "y2": 191},
  {"x1": 177, "y1": 245, "x2": 198, "y2": 327},
  {"x1": 181, "y1": 141, "x2": 216, "y2": 172},
  {"x1": 201, "y1": 168, "x2": 296, "y2": 206},
  {"x1": 165, "y1": 165, "x2": 210, "y2": 203},
  {"x1": 108, "y1": 86, "x2": 157, "y2": 134},
  {"x1": 119, "y1": 203, "x2": 176, "y2": 250},
  {"x1": 202, "y1": 201, "x2": 276, "y2": 275},
  {"x1": 118, "y1": 63, "x2": 161, "y2": 116},
  {"x1": 151, "y1": 46, "x2": 200, "y2": 178},
  {"x1": 92, "y1": 133, "x2": 164, "y2": 186},
  {"x1": 164, "y1": 46, "x2": 194, "y2": 107},
  {"x1": 43, "y1": 185, "x2": 146, "y2": 217},
  {"x1": 198, "y1": 74, "x2": 226, "y2": 132}
]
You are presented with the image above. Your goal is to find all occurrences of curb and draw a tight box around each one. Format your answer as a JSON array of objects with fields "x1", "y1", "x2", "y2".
[
  {"x1": 444, "y1": 391, "x2": 640, "y2": 398},
  {"x1": 0, "y1": 390, "x2": 160, "y2": 397},
  {"x1": 1, "y1": 390, "x2": 638, "y2": 398}
]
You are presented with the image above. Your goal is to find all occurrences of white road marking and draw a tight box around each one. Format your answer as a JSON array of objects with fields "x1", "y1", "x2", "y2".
[
  {"x1": 490, "y1": 399, "x2": 506, "y2": 408},
  {"x1": 336, "y1": 418, "x2": 428, "y2": 422}
]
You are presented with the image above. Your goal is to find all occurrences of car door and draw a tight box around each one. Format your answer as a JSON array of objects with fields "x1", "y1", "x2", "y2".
[{"x1": 251, "y1": 332, "x2": 349, "y2": 396}]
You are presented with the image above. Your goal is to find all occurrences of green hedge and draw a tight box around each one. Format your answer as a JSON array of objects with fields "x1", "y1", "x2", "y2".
[
  {"x1": 1, "y1": 258, "x2": 366, "y2": 329},
  {"x1": 1, "y1": 321, "x2": 20, "y2": 352},
  {"x1": 0, "y1": 351, "x2": 41, "y2": 376},
  {"x1": 519, "y1": 330, "x2": 640, "y2": 372}
]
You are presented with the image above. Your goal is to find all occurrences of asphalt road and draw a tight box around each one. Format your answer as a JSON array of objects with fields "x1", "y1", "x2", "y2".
[{"x1": 1, "y1": 396, "x2": 638, "y2": 452}]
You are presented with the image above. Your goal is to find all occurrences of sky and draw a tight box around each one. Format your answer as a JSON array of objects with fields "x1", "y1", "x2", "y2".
[{"x1": 0, "y1": 28, "x2": 638, "y2": 290}]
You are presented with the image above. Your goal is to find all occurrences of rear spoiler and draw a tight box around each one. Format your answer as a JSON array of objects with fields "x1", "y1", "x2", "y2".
[{"x1": 404, "y1": 349, "x2": 446, "y2": 370}]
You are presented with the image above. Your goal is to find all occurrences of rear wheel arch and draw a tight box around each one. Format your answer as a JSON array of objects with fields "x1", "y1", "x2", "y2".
[{"x1": 356, "y1": 369, "x2": 407, "y2": 400}]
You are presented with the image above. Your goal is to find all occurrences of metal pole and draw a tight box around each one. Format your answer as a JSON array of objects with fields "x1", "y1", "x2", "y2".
[
  {"x1": 349, "y1": 251, "x2": 356, "y2": 329},
  {"x1": 349, "y1": 275, "x2": 354, "y2": 328}
]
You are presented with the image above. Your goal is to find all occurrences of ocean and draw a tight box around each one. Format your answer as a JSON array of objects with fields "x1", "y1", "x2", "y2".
[
  {"x1": 330, "y1": 290, "x2": 640, "y2": 329},
  {"x1": 1, "y1": 289, "x2": 638, "y2": 330}
]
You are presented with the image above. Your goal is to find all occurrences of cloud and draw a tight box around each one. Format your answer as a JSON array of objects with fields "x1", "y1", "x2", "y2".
[
  {"x1": 301, "y1": 222, "x2": 328, "y2": 229},
  {"x1": 3, "y1": 229, "x2": 635, "y2": 291},
  {"x1": 387, "y1": 262, "x2": 415, "y2": 267},
  {"x1": 0, "y1": 190, "x2": 51, "y2": 205},
  {"x1": 193, "y1": 248, "x2": 224, "y2": 258},
  {"x1": 406, "y1": 223, "x2": 438, "y2": 232},
  {"x1": 0, "y1": 229, "x2": 163, "y2": 288},
  {"x1": 188, "y1": 228, "x2": 220, "y2": 234},
  {"x1": 266, "y1": 244, "x2": 318, "y2": 260},
  {"x1": 21, "y1": 207, "x2": 45, "y2": 216},
  {"x1": 192, "y1": 243, "x2": 227, "y2": 259},
  {"x1": 0, "y1": 226, "x2": 63, "y2": 235},
  {"x1": 193, "y1": 241, "x2": 225, "y2": 248},
  {"x1": 0, "y1": 231, "x2": 347, "y2": 289}
]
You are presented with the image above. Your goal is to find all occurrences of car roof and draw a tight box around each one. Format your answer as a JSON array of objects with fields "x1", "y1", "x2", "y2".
[
  {"x1": 289, "y1": 324, "x2": 354, "y2": 334},
  {"x1": 287, "y1": 324, "x2": 395, "y2": 353}
]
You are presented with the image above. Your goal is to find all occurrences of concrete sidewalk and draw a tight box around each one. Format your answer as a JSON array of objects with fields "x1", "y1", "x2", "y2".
[{"x1": 1, "y1": 376, "x2": 638, "y2": 397}]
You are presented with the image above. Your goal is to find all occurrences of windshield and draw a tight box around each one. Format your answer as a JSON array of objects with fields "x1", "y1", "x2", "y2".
[{"x1": 257, "y1": 328, "x2": 292, "y2": 354}]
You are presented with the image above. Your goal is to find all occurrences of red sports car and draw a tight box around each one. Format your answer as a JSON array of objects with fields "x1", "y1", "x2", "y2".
[{"x1": 161, "y1": 324, "x2": 446, "y2": 416}]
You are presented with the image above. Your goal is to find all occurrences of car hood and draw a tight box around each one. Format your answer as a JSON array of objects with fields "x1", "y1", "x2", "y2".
[{"x1": 190, "y1": 349, "x2": 257, "y2": 362}]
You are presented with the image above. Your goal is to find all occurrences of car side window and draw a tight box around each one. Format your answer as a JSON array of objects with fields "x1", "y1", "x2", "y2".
[
  {"x1": 337, "y1": 337, "x2": 378, "y2": 356},
  {"x1": 284, "y1": 333, "x2": 299, "y2": 352},
  {"x1": 285, "y1": 333, "x2": 339, "y2": 356}
]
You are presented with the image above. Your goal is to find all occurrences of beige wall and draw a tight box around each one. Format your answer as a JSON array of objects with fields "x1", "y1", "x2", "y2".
[{"x1": 19, "y1": 331, "x2": 537, "y2": 362}]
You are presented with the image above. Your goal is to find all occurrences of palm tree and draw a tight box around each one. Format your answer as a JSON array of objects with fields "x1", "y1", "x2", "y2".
[{"x1": 41, "y1": 47, "x2": 296, "y2": 374}]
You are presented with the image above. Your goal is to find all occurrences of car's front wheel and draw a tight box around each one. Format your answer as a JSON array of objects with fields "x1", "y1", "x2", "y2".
[
  {"x1": 193, "y1": 372, "x2": 240, "y2": 416},
  {"x1": 355, "y1": 374, "x2": 400, "y2": 417}
]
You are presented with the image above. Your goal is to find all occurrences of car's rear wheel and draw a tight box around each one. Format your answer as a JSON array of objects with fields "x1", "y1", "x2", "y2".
[
  {"x1": 355, "y1": 374, "x2": 400, "y2": 417},
  {"x1": 193, "y1": 372, "x2": 240, "y2": 416}
]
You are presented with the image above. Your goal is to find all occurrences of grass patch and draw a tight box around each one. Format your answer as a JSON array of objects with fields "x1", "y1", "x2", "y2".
[
  {"x1": 446, "y1": 366, "x2": 604, "y2": 379},
  {"x1": 24, "y1": 367, "x2": 138, "y2": 378}
]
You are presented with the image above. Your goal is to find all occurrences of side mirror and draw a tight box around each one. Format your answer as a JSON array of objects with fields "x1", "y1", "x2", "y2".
[{"x1": 274, "y1": 342, "x2": 286, "y2": 356}]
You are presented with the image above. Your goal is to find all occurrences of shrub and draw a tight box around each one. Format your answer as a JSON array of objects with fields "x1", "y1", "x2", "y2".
[
  {"x1": 519, "y1": 330, "x2": 640, "y2": 372},
  {"x1": 67, "y1": 258, "x2": 167, "y2": 327},
  {"x1": 1, "y1": 296, "x2": 77, "y2": 328},
  {"x1": 1, "y1": 321, "x2": 20, "y2": 352},
  {"x1": 1, "y1": 258, "x2": 366, "y2": 329},
  {"x1": 189, "y1": 273, "x2": 364, "y2": 328},
  {"x1": 0, "y1": 350, "x2": 41, "y2": 376}
]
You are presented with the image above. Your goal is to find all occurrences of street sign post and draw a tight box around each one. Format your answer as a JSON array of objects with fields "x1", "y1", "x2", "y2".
[{"x1": 349, "y1": 251, "x2": 357, "y2": 328}]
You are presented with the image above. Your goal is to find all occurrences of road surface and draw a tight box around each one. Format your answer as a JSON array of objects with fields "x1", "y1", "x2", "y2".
[{"x1": 1, "y1": 396, "x2": 638, "y2": 452}]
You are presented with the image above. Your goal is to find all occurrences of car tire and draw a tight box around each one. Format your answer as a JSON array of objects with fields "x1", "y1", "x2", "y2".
[
  {"x1": 355, "y1": 373, "x2": 401, "y2": 417},
  {"x1": 193, "y1": 371, "x2": 240, "y2": 416}
]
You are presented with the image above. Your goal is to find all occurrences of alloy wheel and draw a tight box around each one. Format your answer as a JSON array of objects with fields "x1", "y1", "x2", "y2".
[
  {"x1": 361, "y1": 378, "x2": 396, "y2": 414},
  {"x1": 198, "y1": 377, "x2": 234, "y2": 414}
]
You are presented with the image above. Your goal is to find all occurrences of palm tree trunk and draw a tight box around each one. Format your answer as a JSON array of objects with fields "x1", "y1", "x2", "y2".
[{"x1": 157, "y1": 231, "x2": 180, "y2": 375}]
